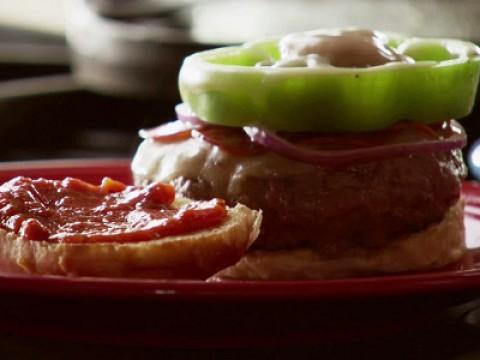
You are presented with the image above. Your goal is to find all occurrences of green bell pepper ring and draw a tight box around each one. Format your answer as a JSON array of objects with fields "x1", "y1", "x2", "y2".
[{"x1": 179, "y1": 34, "x2": 480, "y2": 132}]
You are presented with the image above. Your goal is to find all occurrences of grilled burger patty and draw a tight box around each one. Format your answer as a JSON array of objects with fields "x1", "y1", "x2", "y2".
[{"x1": 133, "y1": 137, "x2": 466, "y2": 255}]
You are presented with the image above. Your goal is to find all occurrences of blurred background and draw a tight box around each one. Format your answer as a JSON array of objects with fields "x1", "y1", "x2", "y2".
[{"x1": 1, "y1": 0, "x2": 480, "y2": 172}]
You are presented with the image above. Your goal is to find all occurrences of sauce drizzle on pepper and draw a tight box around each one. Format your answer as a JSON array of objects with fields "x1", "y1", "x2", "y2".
[
  {"x1": 275, "y1": 29, "x2": 412, "y2": 68},
  {"x1": 0, "y1": 177, "x2": 227, "y2": 243}
]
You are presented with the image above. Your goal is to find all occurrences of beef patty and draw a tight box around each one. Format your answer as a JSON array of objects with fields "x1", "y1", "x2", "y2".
[{"x1": 167, "y1": 149, "x2": 465, "y2": 254}]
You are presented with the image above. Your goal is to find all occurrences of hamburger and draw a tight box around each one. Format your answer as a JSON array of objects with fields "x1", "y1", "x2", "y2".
[{"x1": 132, "y1": 29, "x2": 480, "y2": 280}]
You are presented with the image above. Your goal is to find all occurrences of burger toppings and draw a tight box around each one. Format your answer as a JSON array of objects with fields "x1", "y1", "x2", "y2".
[
  {"x1": 265, "y1": 29, "x2": 412, "y2": 68},
  {"x1": 242, "y1": 120, "x2": 466, "y2": 166},
  {"x1": 179, "y1": 30, "x2": 480, "y2": 132},
  {"x1": 141, "y1": 109, "x2": 467, "y2": 167},
  {"x1": 0, "y1": 177, "x2": 227, "y2": 243}
]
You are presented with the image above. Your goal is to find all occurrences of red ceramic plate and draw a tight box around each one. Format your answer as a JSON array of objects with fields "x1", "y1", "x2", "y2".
[{"x1": 0, "y1": 158, "x2": 479, "y2": 346}]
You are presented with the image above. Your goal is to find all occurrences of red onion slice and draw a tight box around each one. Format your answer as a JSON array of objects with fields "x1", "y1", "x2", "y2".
[
  {"x1": 243, "y1": 121, "x2": 466, "y2": 167},
  {"x1": 165, "y1": 103, "x2": 468, "y2": 166},
  {"x1": 139, "y1": 120, "x2": 193, "y2": 143},
  {"x1": 191, "y1": 127, "x2": 266, "y2": 156},
  {"x1": 175, "y1": 103, "x2": 206, "y2": 127}
]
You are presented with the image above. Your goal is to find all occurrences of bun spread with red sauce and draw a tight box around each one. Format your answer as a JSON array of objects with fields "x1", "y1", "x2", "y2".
[
  {"x1": 0, "y1": 176, "x2": 261, "y2": 278},
  {"x1": 132, "y1": 28, "x2": 480, "y2": 280}
]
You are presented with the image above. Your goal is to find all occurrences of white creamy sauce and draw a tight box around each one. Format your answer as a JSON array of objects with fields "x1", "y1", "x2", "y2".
[{"x1": 262, "y1": 29, "x2": 412, "y2": 68}]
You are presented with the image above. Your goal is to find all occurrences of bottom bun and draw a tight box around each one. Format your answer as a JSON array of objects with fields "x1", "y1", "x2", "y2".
[
  {"x1": 210, "y1": 199, "x2": 465, "y2": 280},
  {"x1": 0, "y1": 204, "x2": 261, "y2": 279}
]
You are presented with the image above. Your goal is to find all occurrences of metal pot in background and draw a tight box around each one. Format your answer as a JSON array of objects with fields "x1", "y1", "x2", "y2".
[
  {"x1": 86, "y1": 0, "x2": 195, "y2": 17},
  {"x1": 65, "y1": 0, "x2": 213, "y2": 100}
]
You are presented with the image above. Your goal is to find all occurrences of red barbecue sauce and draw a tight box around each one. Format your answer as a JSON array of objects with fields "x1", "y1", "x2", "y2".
[{"x1": 0, "y1": 177, "x2": 227, "y2": 243}]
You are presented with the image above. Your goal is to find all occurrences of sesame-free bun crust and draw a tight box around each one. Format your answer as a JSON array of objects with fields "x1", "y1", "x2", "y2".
[
  {"x1": 0, "y1": 203, "x2": 261, "y2": 279},
  {"x1": 210, "y1": 199, "x2": 465, "y2": 280}
]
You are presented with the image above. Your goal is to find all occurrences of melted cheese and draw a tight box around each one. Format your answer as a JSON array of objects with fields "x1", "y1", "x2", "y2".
[{"x1": 131, "y1": 138, "x2": 316, "y2": 197}]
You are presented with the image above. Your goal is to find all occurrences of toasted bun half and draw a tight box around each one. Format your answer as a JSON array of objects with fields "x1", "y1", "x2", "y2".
[
  {"x1": 0, "y1": 204, "x2": 261, "y2": 279},
  {"x1": 210, "y1": 199, "x2": 465, "y2": 280}
]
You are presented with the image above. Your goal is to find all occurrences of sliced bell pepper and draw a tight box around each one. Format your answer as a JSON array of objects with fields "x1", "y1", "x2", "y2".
[{"x1": 179, "y1": 32, "x2": 480, "y2": 132}]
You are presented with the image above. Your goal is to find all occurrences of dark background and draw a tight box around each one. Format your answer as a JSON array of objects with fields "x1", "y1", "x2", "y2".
[{"x1": 0, "y1": 25, "x2": 172, "y2": 161}]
